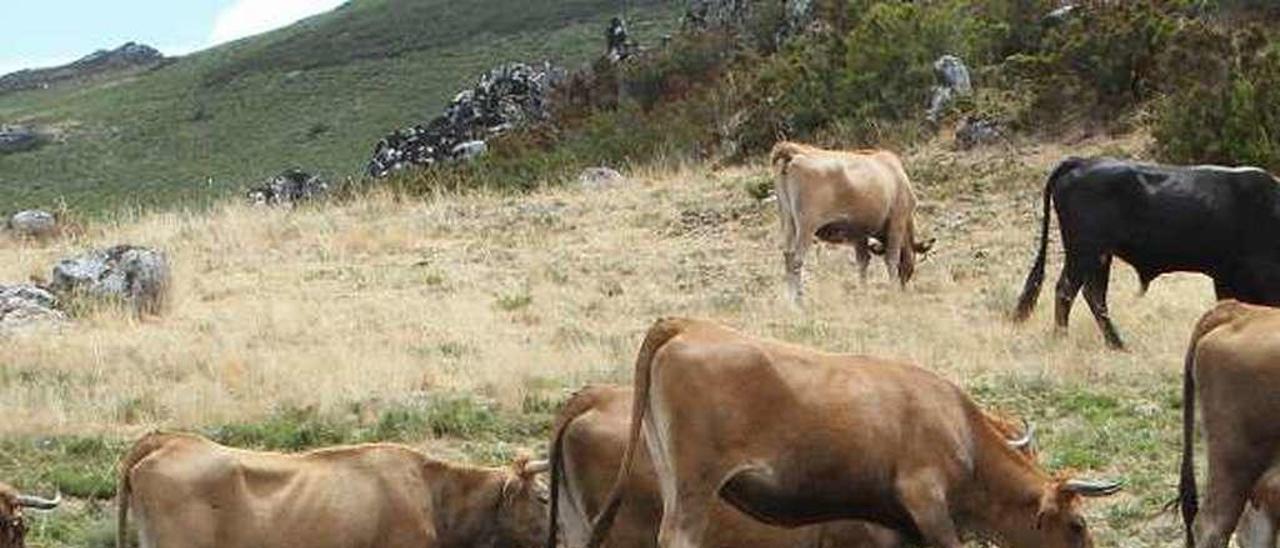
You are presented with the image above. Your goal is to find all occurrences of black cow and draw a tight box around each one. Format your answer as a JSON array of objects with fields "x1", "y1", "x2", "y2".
[{"x1": 1013, "y1": 156, "x2": 1280, "y2": 349}]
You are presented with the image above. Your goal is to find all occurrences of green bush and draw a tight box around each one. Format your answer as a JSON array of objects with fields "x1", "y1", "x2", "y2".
[{"x1": 1155, "y1": 34, "x2": 1280, "y2": 170}]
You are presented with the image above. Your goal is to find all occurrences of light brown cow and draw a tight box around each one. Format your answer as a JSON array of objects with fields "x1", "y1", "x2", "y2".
[
  {"x1": 0, "y1": 482, "x2": 60, "y2": 548},
  {"x1": 771, "y1": 141, "x2": 932, "y2": 303},
  {"x1": 586, "y1": 317, "x2": 1121, "y2": 548},
  {"x1": 116, "y1": 431, "x2": 549, "y2": 548},
  {"x1": 545, "y1": 384, "x2": 906, "y2": 548},
  {"x1": 1236, "y1": 467, "x2": 1280, "y2": 547},
  {"x1": 1176, "y1": 300, "x2": 1280, "y2": 548}
]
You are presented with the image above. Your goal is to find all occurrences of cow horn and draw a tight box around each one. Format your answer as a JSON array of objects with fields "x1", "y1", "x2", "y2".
[
  {"x1": 1062, "y1": 479, "x2": 1124, "y2": 497},
  {"x1": 522, "y1": 459, "x2": 551, "y2": 475},
  {"x1": 1006, "y1": 421, "x2": 1035, "y2": 450},
  {"x1": 16, "y1": 492, "x2": 60, "y2": 510}
]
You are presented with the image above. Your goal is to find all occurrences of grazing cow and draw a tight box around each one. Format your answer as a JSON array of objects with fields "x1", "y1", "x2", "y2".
[
  {"x1": 1013, "y1": 157, "x2": 1280, "y2": 349},
  {"x1": 771, "y1": 141, "x2": 933, "y2": 303},
  {"x1": 0, "y1": 482, "x2": 60, "y2": 548},
  {"x1": 586, "y1": 318, "x2": 1121, "y2": 548},
  {"x1": 545, "y1": 384, "x2": 908, "y2": 548},
  {"x1": 1176, "y1": 300, "x2": 1280, "y2": 548},
  {"x1": 116, "y1": 431, "x2": 549, "y2": 548}
]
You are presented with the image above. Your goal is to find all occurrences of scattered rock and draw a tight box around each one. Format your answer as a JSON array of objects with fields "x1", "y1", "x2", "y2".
[
  {"x1": 955, "y1": 117, "x2": 1006, "y2": 150},
  {"x1": 0, "y1": 125, "x2": 41, "y2": 154},
  {"x1": 684, "y1": 0, "x2": 753, "y2": 31},
  {"x1": 0, "y1": 284, "x2": 65, "y2": 336},
  {"x1": 367, "y1": 62, "x2": 561, "y2": 178},
  {"x1": 247, "y1": 169, "x2": 329, "y2": 207},
  {"x1": 1044, "y1": 4, "x2": 1078, "y2": 26},
  {"x1": 6, "y1": 210, "x2": 57, "y2": 238},
  {"x1": 51, "y1": 245, "x2": 171, "y2": 315},
  {"x1": 927, "y1": 55, "x2": 973, "y2": 123},
  {"x1": 606, "y1": 17, "x2": 638, "y2": 62},
  {"x1": 578, "y1": 167, "x2": 626, "y2": 188}
]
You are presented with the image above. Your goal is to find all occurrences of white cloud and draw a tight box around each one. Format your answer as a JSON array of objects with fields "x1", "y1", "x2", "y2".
[{"x1": 209, "y1": 0, "x2": 347, "y2": 46}]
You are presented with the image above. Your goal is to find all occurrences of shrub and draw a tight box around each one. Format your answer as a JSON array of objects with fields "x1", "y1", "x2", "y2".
[{"x1": 1155, "y1": 35, "x2": 1280, "y2": 170}]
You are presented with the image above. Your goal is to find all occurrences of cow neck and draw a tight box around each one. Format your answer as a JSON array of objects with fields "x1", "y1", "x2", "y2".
[
  {"x1": 956, "y1": 421, "x2": 1052, "y2": 547},
  {"x1": 426, "y1": 461, "x2": 504, "y2": 548}
]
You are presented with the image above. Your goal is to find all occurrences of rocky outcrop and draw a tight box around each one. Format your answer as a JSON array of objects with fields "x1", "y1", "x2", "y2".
[
  {"x1": 51, "y1": 245, "x2": 170, "y2": 315},
  {"x1": 6, "y1": 210, "x2": 57, "y2": 238},
  {"x1": 367, "y1": 62, "x2": 561, "y2": 178},
  {"x1": 247, "y1": 169, "x2": 329, "y2": 207},
  {"x1": 955, "y1": 116, "x2": 1006, "y2": 150},
  {"x1": 0, "y1": 125, "x2": 41, "y2": 154},
  {"x1": 927, "y1": 55, "x2": 973, "y2": 123},
  {"x1": 0, "y1": 284, "x2": 65, "y2": 336},
  {"x1": 0, "y1": 42, "x2": 165, "y2": 95}
]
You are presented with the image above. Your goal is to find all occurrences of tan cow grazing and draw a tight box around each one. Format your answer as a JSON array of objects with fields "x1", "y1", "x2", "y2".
[
  {"x1": 0, "y1": 482, "x2": 60, "y2": 548},
  {"x1": 1176, "y1": 300, "x2": 1280, "y2": 548},
  {"x1": 585, "y1": 318, "x2": 1121, "y2": 548},
  {"x1": 545, "y1": 384, "x2": 906, "y2": 548},
  {"x1": 116, "y1": 431, "x2": 549, "y2": 548},
  {"x1": 771, "y1": 141, "x2": 933, "y2": 303}
]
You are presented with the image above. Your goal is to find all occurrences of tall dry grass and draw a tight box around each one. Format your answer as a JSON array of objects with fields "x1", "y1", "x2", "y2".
[{"x1": 0, "y1": 134, "x2": 1215, "y2": 545}]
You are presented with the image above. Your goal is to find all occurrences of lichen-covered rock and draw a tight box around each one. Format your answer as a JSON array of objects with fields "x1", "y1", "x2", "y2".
[
  {"x1": 927, "y1": 55, "x2": 973, "y2": 123},
  {"x1": 0, "y1": 284, "x2": 65, "y2": 335},
  {"x1": 955, "y1": 117, "x2": 1005, "y2": 150},
  {"x1": 0, "y1": 125, "x2": 40, "y2": 154},
  {"x1": 7, "y1": 210, "x2": 57, "y2": 238},
  {"x1": 367, "y1": 62, "x2": 561, "y2": 178},
  {"x1": 246, "y1": 169, "x2": 329, "y2": 207},
  {"x1": 51, "y1": 245, "x2": 170, "y2": 315},
  {"x1": 578, "y1": 167, "x2": 626, "y2": 188}
]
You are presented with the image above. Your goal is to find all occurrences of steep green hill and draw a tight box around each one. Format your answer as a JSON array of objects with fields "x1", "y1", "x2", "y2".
[{"x1": 0, "y1": 0, "x2": 675, "y2": 215}]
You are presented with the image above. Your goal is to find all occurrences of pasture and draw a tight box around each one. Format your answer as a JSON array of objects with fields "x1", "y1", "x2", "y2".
[{"x1": 1, "y1": 132, "x2": 1211, "y2": 546}]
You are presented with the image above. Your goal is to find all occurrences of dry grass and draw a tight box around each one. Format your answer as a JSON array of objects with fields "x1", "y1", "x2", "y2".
[{"x1": 0, "y1": 132, "x2": 1213, "y2": 546}]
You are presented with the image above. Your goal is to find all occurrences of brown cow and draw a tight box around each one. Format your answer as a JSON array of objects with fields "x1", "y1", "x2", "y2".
[
  {"x1": 545, "y1": 384, "x2": 907, "y2": 548},
  {"x1": 1176, "y1": 300, "x2": 1280, "y2": 548},
  {"x1": 771, "y1": 141, "x2": 932, "y2": 303},
  {"x1": 586, "y1": 317, "x2": 1121, "y2": 548},
  {"x1": 116, "y1": 431, "x2": 549, "y2": 548},
  {"x1": 0, "y1": 482, "x2": 60, "y2": 548}
]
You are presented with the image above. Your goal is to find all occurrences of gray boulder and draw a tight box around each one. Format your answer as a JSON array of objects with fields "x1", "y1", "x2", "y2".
[
  {"x1": 7, "y1": 210, "x2": 57, "y2": 238},
  {"x1": 0, "y1": 284, "x2": 65, "y2": 336},
  {"x1": 51, "y1": 245, "x2": 170, "y2": 315},
  {"x1": 927, "y1": 55, "x2": 973, "y2": 123},
  {"x1": 578, "y1": 167, "x2": 626, "y2": 188},
  {"x1": 0, "y1": 125, "x2": 40, "y2": 154},
  {"x1": 247, "y1": 169, "x2": 329, "y2": 207},
  {"x1": 955, "y1": 117, "x2": 1006, "y2": 150}
]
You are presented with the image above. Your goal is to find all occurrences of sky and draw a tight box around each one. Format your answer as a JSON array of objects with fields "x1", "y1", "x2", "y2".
[{"x1": 0, "y1": 0, "x2": 348, "y2": 76}]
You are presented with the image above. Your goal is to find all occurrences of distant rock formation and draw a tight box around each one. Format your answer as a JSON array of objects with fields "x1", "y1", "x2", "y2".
[
  {"x1": 247, "y1": 169, "x2": 330, "y2": 207},
  {"x1": 0, "y1": 125, "x2": 41, "y2": 154},
  {"x1": 0, "y1": 42, "x2": 166, "y2": 95}
]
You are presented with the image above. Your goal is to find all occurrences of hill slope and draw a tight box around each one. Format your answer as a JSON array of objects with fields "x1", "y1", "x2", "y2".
[{"x1": 0, "y1": 0, "x2": 674, "y2": 214}]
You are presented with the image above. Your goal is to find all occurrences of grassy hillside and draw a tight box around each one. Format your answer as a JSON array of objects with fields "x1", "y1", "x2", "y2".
[
  {"x1": 1, "y1": 132, "x2": 1207, "y2": 546},
  {"x1": 0, "y1": 0, "x2": 675, "y2": 215}
]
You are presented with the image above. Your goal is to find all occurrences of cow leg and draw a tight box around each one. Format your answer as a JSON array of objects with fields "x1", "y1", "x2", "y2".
[
  {"x1": 1081, "y1": 255, "x2": 1125, "y2": 350},
  {"x1": 881, "y1": 230, "x2": 905, "y2": 288},
  {"x1": 1053, "y1": 263, "x2": 1084, "y2": 333},
  {"x1": 896, "y1": 473, "x2": 964, "y2": 548},
  {"x1": 1194, "y1": 441, "x2": 1272, "y2": 548},
  {"x1": 851, "y1": 238, "x2": 872, "y2": 283},
  {"x1": 785, "y1": 237, "x2": 813, "y2": 305}
]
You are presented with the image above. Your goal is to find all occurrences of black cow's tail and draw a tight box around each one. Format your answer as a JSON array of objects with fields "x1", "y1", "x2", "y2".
[
  {"x1": 1173, "y1": 301, "x2": 1243, "y2": 547},
  {"x1": 585, "y1": 318, "x2": 686, "y2": 548},
  {"x1": 1013, "y1": 158, "x2": 1082, "y2": 322}
]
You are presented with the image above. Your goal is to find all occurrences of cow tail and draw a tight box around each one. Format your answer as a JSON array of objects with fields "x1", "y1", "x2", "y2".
[
  {"x1": 1173, "y1": 301, "x2": 1243, "y2": 546},
  {"x1": 1013, "y1": 158, "x2": 1080, "y2": 322},
  {"x1": 546, "y1": 388, "x2": 602, "y2": 548},
  {"x1": 585, "y1": 318, "x2": 685, "y2": 548},
  {"x1": 116, "y1": 431, "x2": 170, "y2": 548}
]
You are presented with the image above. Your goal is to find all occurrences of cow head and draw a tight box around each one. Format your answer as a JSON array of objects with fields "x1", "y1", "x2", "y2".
[
  {"x1": 1003, "y1": 478, "x2": 1121, "y2": 548},
  {"x1": 493, "y1": 456, "x2": 551, "y2": 548},
  {"x1": 0, "y1": 483, "x2": 60, "y2": 548}
]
